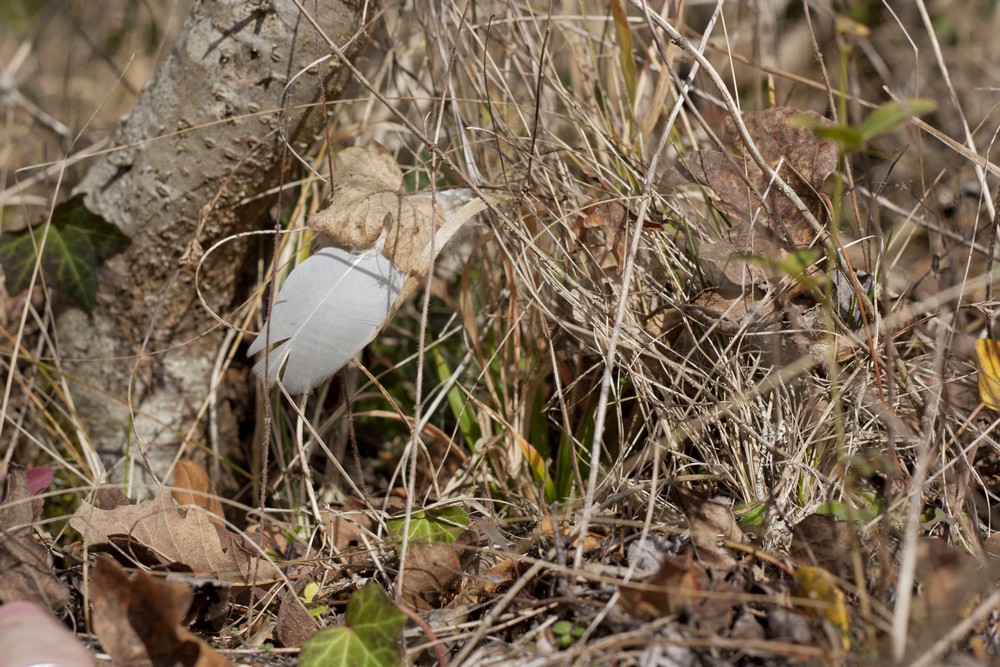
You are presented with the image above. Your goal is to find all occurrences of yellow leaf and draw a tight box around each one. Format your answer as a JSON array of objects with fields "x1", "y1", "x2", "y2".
[
  {"x1": 610, "y1": 0, "x2": 637, "y2": 105},
  {"x1": 976, "y1": 339, "x2": 1000, "y2": 411},
  {"x1": 794, "y1": 565, "x2": 850, "y2": 650}
]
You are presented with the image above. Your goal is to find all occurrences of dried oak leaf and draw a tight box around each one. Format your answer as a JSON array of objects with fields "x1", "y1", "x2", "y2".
[
  {"x1": 620, "y1": 550, "x2": 739, "y2": 634},
  {"x1": 575, "y1": 198, "x2": 659, "y2": 270},
  {"x1": 0, "y1": 466, "x2": 69, "y2": 610},
  {"x1": 675, "y1": 487, "x2": 748, "y2": 571},
  {"x1": 790, "y1": 514, "x2": 855, "y2": 580},
  {"x1": 172, "y1": 460, "x2": 225, "y2": 523},
  {"x1": 310, "y1": 143, "x2": 467, "y2": 277},
  {"x1": 70, "y1": 487, "x2": 280, "y2": 585},
  {"x1": 90, "y1": 558, "x2": 231, "y2": 667},
  {"x1": 665, "y1": 108, "x2": 837, "y2": 294},
  {"x1": 276, "y1": 587, "x2": 317, "y2": 648},
  {"x1": 670, "y1": 107, "x2": 837, "y2": 247},
  {"x1": 399, "y1": 528, "x2": 479, "y2": 611}
]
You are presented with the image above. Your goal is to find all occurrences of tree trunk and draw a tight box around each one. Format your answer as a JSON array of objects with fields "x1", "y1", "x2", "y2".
[{"x1": 58, "y1": 0, "x2": 365, "y2": 488}]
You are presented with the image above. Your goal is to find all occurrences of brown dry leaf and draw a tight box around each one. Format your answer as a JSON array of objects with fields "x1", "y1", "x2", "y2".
[
  {"x1": 70, "y1": 487, "x2": 280, "y2": 585},
  {"x1": 90, "y1": 558, "x2": 232, "y2": 667},
  {"x1": 539, "y1": 516, "x2": 604, "y2": 551},
  {"x1": 671, "y1": 107, "x2": 836, "y2": 245},
  {"x1": 482, "y1": 558, "x2": 521, "y2": 595},
  {"x1": 310, "y1": 143, "x2": 461, "y2": 276},
  {"x1": 621, "y1": 549, "x2": 740, "y2": 634},
  {"x1": 675, "y1": 489, "x2": 748, "y2": 570},
  {"x1": 666, "y1": 107, "x2": 837, "y2": 292},
  {"x1": 790, "y1": 514, "x2": 854, "y2": 580},
  {"x1": 399, "y1": 528, "x2": 478, "y2": 611},
  {"x1": 276, "y1": 587, "x2": 317, "y2": 648},
  {"x1": 172, "y1": 460, "x2": 225, "y2": 523},
  {"x1": 0, "y1": 466, "x2": 69, "y2": 610}
]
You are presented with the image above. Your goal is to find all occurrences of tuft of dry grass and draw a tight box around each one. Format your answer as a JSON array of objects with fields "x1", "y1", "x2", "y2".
[{"x1": 7, "y1": 1, "x2": 1000, "y2": 664}]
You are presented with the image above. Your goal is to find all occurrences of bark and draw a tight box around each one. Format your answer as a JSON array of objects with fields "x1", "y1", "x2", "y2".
[{"x1": 58, "y1": 0, "x2": 365, "y2": 486}]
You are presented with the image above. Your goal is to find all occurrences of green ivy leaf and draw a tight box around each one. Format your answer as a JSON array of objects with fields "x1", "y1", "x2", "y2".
[
  {"x1": 298, "y1": 585, "x2": 406, "y2": 667},
  {"x1": 386, "y1": 506, "x2": 468, "y2": 545},
  {"x1": 0, "y1": 195, "x2": 130, "y2": 313}
]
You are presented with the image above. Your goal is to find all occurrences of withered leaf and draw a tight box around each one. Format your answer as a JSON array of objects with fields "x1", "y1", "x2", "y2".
[
  {"x1": 310, "y1": 143, "x2": 478, "y2": 276},
  {"x1": 172, "y1": 460, "x2": 225, "y2": 523},
  {"x1": 619, "y1": 550, "x2": 707, "y2": 620},
  {"x1": 399, "y1": 528, "x2": 478, "y2": 611},
  {"x1": 671, "y1": 107, "x2": 837, "y2": 248},
  {"x1": 276, "y1": 587, "x2": 317, "y2": 648},
  {"x1": 793, "y1": 565, "x2": 849, "y2": 649},
  {"x1": 666, "y1": 107, "x2": 837, "y2": 292},
  {"x1": 675, "y1": 487, "x2": 748, "y2": 571},
  {"x1": 70, "y1": 487, "x2": 280, "y2": 585},
  {"x1": 0, "y1": 466, "x2": 69, "y2": 610},
  {"x1": 90, "y1": 558, "x2": 232, "y2": 667},
  {"x1": 976, "y1": 338, "x2": 1000, "y2": 411}
]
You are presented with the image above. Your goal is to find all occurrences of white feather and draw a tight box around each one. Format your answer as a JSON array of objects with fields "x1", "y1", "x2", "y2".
[
  {"x1": 248, "y1": 246, "x2": 406, "y2": 393},
  {"x1": 248, "y1": 191, "x2": 489, "y2": 393}
]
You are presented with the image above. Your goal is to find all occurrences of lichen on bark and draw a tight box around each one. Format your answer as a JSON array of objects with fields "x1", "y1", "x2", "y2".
[{"x1": 59, "y1": 0, "x2": 366, "y2": 487}]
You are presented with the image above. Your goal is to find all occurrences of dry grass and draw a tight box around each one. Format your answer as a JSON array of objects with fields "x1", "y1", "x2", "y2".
[{"x1": 6, "y1": 0, "x2": 1000, "y2": 664}]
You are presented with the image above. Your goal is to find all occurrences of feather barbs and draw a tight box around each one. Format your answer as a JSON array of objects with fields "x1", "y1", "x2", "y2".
[{"x1": 248, "y1": 143, "x2": 487, "y2": 393}]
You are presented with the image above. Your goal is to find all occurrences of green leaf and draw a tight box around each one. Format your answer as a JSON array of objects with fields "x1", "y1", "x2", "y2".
[
  {"x1": 811, "y1": 125, "x2": 864, "y2": 149},
  {"x1": 554, "y1": 433, "x2": 576, "y2": 503},
  {"x1": 299, "y1": 585, "x2": 406, "y2": 667},
  {"x1": 794, "y1": 99, "x2": 936, "y2": 151},
  {"x1": 431, "y1": 348, "x2": 480, "y2": 446},
  {"x1": 0, "y1": 195, "x2": 129, "y2": 313},
  {"x1": 386, "y1": 506, "x2": 468, "y2": 545},
  {"x1": 815, "y1": 492, "x2": 882, "y2": 523},
  {"x1": 552, "y1": 620, "x2": 573, "y2": 636},
  {"x1": 858, "y1": 99, "x2": 936, "y2": 143},
  {"x1": 736, "y1": 502, "x2": 766, "y2": 526}
]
